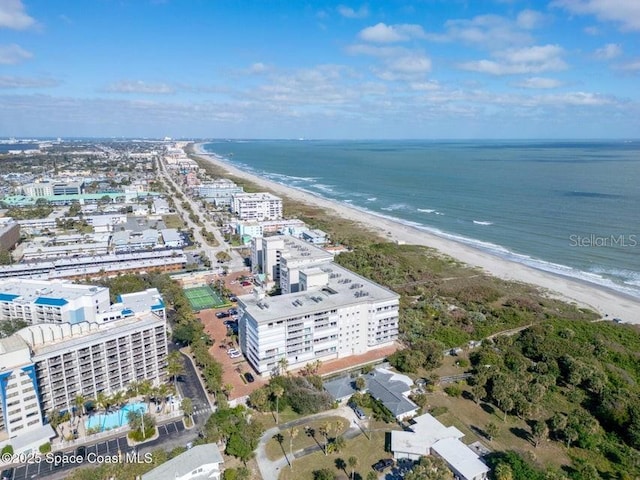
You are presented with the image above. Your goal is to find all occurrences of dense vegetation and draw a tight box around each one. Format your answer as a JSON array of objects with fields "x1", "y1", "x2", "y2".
[
  {"x1": 468, "y1": 319, "x2": 640, "y2": 479},
  {"x1": 200, "y1": 405, "x2": 264, "y2": 464},
  {"x1": 248, "y1": 374, "x2": 334, "y2": 416}
]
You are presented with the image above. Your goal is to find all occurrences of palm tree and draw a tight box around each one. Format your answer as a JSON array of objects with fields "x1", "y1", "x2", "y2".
[
  {"x1": 277, "y1": 357, "x2": 289, "y2": 376},
  {"x1": 73, "y1": 394, "x2": 85, "y2": 425},
  {"x1": 181, "y1": 397, "x2": 193, "y2": 426},
  {"x1": 127, "y1": 380, "x2": 140, "y2": 399},
  {"x1": 47, "y1": 409, "x2": 63, "y2": 435},
  {"x1": 223, "y1": 383, "x2": 234, "y2": 400},
  {"x1": 271, "y1": 385, "x2": 284, "y2": 424},
  {"x1": 95, "y1": 391, "x2": 108, "y2": 414},
  {"x1": 289, "y1": 427, "x2": 298, "y2": 470},
  {"x1": 319, "y1": 421, "x2": 332, "y2": 456},
  {"x1": 348, "y1": 456, "x2": 358, "y2": 480},
  {"x1": 166, "y1": 351, "x2": 184, "y2": 389},
  {"x1": 138, "y1": 380, "x2": 153, "y2": 409}
]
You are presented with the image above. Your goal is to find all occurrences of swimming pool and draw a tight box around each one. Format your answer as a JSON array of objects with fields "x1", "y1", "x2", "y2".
[{"x1": 85, "y1": 402, "x2": 147, "y2": 431}]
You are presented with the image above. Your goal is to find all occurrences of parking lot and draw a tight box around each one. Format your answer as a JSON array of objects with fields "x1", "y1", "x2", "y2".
[
  {"x1": 8, "y1": 421, "x2": 185, "y2": 480},
  {"x1": 198, "y1": 308, "x2": 267, "y2": 400}
]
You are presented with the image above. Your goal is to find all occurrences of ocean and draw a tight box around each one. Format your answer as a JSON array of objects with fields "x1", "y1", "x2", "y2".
[{"x1": 203, "y1": 140, "x2": 640, "y2": 299}]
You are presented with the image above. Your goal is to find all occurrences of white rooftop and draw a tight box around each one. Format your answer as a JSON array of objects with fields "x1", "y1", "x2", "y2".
[
  {"x1": 0, "y1": 279, "x2": 107, "y2": 303},
  {"x1": 432, "y1": 437, "x2": 490, "y2": 480},
  {"x1": 391, "y1": 413, "x2": 464, "y2": 456},
  {"x1": 238, "y1": 261, "x2": 398, "y2": 323}
]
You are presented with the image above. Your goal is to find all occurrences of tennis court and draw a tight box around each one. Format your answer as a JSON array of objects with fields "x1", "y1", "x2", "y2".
[{"x1": 184, "y1": 285, "x2": 228, "y2": 311}]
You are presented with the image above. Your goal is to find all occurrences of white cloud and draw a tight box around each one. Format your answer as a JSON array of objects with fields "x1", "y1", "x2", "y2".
[
  {"x1": 513, "y1": 77, "x2": 564, "y2": 89},
  {"x1": 459, "y1": 44, "x2": 567, "y2": 75},
  {"x1": 0, "y1": 76, "x2": 59, "y2": 89},
  {"x1": 552, "y1": 0, "x2": 640, "y2": 31},
  {"x1": 104, "y1": 80, "x2": 175, "y2": 94},
  {"x1": 436, "y1": 14, "x2": 533, "y2": 49},
  {"x1": 516, "y1": 9, "x2": 546, "y2": 29},
  {"x1": 0, "y1": 0, "x2": 35, "y2": 30},
  {"x1": 594, "y1": 43, "x2": 622, "y2": 60},
  {"x1": 337, "y1": 5, "x2": 369, "y2": 19},
  {"x1": 358, "y1": 23, "x2": 426, "y2": 43},
  {"x1": 618, "y1": 59, "x2": 640, "y2": 71},
  {"x1": 345, "y1": 43, "x2": 405, "y2": 58},
  {"x1": 249, "y1": 62, "x2": 269, "y2": 74},
  {"x1": 0, "y1": 43, "x2": 32, "y2": 64},
  {"x1": 410, "y1": 81, "x2": 440, "y2": 91}
]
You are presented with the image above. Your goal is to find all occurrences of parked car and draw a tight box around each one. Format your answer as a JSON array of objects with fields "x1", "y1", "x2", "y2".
[
  {"x1": 229, "y1": 351, "x2": 242, "y2": 359},
  {"x1": 75, "y1": 446, "x2": 86, "y2": 458},
  {"x1": 229, "y1": 296, "x2": 238, "y2": 302},
  {"x1": 216, "y1": 312, "x2": 230, "y2": 319},
  {"x1": 1, "y1": 468, "x2": 14, "y2": 480},
  {"x1": 227, "y1": 348, "x2": 239, "y2": 355},
  {"x1": 228, "y1": 308, "x2": 238, "y2": 315},
  {"x1": 372, "y1": 459, "x2": 394, "y2": 472},
  {"x1": 244, "y1": 372, "x2": 255, "y2": 383},
  {"x1": 241, "y1": 281, "x2": 252, "y2": 287}
]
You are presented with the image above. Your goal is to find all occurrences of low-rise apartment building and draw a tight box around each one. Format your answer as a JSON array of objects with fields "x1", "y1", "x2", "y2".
[{"x1": 238, "y1": 262, "x2": 399, "y2": 376}]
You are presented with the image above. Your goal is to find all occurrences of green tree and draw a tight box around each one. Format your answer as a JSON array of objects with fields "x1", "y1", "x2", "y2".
[
  {"x1": 0, "y1": 248, "x2": 12, "y2": 265},
  {"x1": 181, "y1": 397, "x2": 193, "y2": 425},
  {"x1": 485, "y1": 422, "x2": 498, "y2": 441},
  {"x1": 531, "y1": 419, "x2": 549, "y2": 447},
  {"x1": 313, "y1": 468, "x2": 337, "y2": 480},
  {"x1": 348, "y1": 456, "x2": 358, "y2": 480},
  {"x1": 167, "y1": 351, "x2": 184, "y2": 389},
  {"x1": 271, "y1": 385, "x2": 284, "y2": 425}
]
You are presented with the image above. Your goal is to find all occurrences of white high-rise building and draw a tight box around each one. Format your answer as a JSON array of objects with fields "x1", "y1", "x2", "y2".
[
  {"x1": 238, "y1": 262, "x2": 399, "y2": 377},
  {"x1": 250, "y1": 235, "x2": 334, "y2": 293},
  {"x1": 231, "y1": 193, "x2": 283, "y2": 221}
]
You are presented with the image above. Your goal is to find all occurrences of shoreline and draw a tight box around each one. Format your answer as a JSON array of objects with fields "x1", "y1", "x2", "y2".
[{"x1": 191, "y1": 143, "x2": 640, "y2": 325}]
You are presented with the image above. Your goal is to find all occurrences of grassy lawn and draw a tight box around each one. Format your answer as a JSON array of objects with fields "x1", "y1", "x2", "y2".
[
  {"x1": 265, "y1": 416, "x2": 350, "y2": 461},
  {"x1": 426, "y1": 388, "x2": 571, "y2": 470},
  {"x1": 163, "y1": 214, "x2": 186, "y2": 229},
  {"x1": 254, "y1": 408, "x2": 305, "y2": 430},
  {"x1": 279, "y1": 430, "x2": 391, "y2": 480}
]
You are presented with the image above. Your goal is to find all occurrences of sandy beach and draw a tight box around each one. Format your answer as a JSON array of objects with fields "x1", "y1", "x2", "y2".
[{"x1": 192, "y1": 143, "x2": 640, "y2": 325}]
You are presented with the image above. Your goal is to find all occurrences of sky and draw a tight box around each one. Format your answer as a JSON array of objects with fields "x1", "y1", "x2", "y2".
[{"x1": 0, "y1": 0, "x2": 639, "y2": 139}]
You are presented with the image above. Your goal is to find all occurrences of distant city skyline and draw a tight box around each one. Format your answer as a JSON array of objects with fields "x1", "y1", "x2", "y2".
[{"x1": 0, "y1": 0, "x2": 639, "y2": 139}]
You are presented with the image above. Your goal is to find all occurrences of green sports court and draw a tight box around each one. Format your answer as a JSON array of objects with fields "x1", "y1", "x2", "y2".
[{"x1": 183, "y1": 285, "x2": 228, "y2": 311}]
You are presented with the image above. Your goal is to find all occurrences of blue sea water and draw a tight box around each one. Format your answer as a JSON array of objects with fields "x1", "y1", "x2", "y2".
[{"x1": 203, "y1": 140, "x2": 640, "y2": 298}]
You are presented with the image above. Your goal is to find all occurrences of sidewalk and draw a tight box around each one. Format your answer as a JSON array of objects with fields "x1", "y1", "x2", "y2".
[{"x1": 255, "y1": 405, "x2": 359, "y2": 480}]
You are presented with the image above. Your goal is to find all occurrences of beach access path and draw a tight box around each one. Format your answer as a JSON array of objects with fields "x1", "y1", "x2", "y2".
[{"x1": 192, "y1": 143, "x2": 640, "y2": 325}]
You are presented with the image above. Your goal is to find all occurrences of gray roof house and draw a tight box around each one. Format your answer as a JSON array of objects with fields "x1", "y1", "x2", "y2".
[
  {"x1": 323, "y1": 367, "x2": 418, "y2": 421},
  {"x1": 365, "y1": 368, "x2": 418, "y2": 420},
  {"x1": 141, "y1": 443, "x2": 224, "y2": 480}
]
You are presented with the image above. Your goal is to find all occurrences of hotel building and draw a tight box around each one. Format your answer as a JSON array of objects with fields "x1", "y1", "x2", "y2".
[
  {"x1": 0, "y1": 281, "x2": 167, "y2": 454},
  {"x1": 231, "y1": 193, "x2": 283, "y2": 221},
  {"x1": 238, "y1": 262, "x2": 399, "y2": 377}
]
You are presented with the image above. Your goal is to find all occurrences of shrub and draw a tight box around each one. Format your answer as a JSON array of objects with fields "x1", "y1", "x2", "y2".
[
  {"x1": 444, "y1": 382, "x2": 464, "y2": 397},
  {"x1": 39, "y1": 443, "x2": 51, "y2": 454},
  {"x1": 1, "y1": 444, "x2": 13, "y2": 455}
]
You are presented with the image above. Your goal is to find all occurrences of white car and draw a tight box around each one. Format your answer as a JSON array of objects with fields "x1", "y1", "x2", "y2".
[{"x1": 229, "y1": 351, "x2": 242, "y2": 359}]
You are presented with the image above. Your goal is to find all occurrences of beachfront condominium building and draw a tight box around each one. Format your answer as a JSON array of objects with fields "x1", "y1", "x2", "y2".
[
  {"x1": 0, "y1": 279, "x2": 166, "y2": 325},
  {"x1": 250, "y1": 235, "x2": 334, "y2": 294},
  {"x1": 231, "y1": 192, "x2": 283, "y2": 221},
  {"x1": 195, "y1": 179, "x2": 244, "y2": 208},
  {"x1": 237, "y1": 262, "x2": 399, "y2": 377},
  {"x1": 0, "y1": 311, "x2": 167, "y2": 454}
]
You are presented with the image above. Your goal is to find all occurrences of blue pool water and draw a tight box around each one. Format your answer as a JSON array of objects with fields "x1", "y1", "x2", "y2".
[{"x1": 85, "y1": 402, "x2": 147, "y2": 431}]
